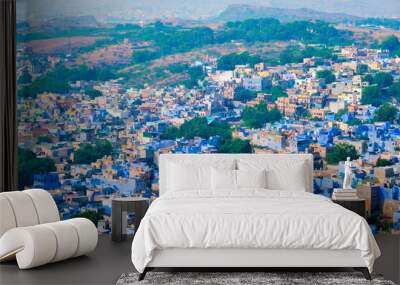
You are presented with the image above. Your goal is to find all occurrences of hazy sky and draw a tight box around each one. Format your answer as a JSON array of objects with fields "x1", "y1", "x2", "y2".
[{"x1": 17, "y1": 0, "x2": 400, "y2": 23}]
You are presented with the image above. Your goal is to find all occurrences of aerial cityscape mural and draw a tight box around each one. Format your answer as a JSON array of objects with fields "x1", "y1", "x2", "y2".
[{"x1": 16, "y1": 0, "x2": 400, "y2": 234}]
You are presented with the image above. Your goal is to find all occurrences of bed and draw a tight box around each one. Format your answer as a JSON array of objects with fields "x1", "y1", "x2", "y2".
[{"x1": 131, "y1": 154, "x2": 381, "y2": 281}]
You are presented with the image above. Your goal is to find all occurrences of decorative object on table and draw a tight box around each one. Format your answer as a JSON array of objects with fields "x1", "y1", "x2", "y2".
[
  {"x1": 332, "y1": 198, "x2": 366, "y2": 218},
  {"x1": 0, "y1": 189, "x2": 98, "y2": 269},
  {"x1": 112, "y1": 197, "x2": 149, "y2": 242},
  {"x1": 343, "y1": 157, "x2": 353, "y2": 190},
  {"x1": 333, "y1": 157, "x2": 359, "y2": 201},
  {"x1": 116, "y1": 271, "x2": 395, "y2": 285},
  {"x1": 332, "y1": 188, "x2": 359, "y2": 200}
]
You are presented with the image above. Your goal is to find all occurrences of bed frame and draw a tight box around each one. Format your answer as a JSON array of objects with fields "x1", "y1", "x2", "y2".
[
  {"x1": 138, "y1": 248, "x2": 371, "y2": 280},
  {"x1": 138, "y1": 154, "x2": 372, "y2": 281}
]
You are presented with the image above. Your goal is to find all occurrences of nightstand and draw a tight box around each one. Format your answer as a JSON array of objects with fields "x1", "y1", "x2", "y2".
[
  {"x1": 332, "y1": 198, "x2": 366, "y2": 218},
  {"x1": 111, "y1": 197, "x2": 149, "y2": 242}
]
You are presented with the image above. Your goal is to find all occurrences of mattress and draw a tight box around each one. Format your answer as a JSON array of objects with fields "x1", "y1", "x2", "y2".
[{"x1": 131, "y1": 190, "x2": 380, "y2": 273}]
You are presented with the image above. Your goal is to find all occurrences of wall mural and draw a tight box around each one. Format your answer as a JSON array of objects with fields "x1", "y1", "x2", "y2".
[{"x1": 16, "y1": 0, "x2": 400, "y2": 235}]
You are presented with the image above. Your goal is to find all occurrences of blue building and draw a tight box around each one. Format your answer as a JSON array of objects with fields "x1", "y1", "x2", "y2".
[{"x1": 33, "y1": 173, "x2": 61, "y2": 190}]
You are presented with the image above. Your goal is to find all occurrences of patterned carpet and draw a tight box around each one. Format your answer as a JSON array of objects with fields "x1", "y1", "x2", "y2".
[{"x1": 117, "y1": 271, "x2": 396, "y2": 285}]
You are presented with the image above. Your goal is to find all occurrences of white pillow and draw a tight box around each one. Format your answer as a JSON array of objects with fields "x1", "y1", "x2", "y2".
[
  {"x1": 211, "y1": 168, "x2": 236, "y2": 191},
  {"x1": 238, "y1": 159, "x2": 308, "y2": 192},
  {"x1": 167, "y1": 162, "x2": 211, "y2": 191},
  {"x1": 266, "y1": 161, "x2": 307, "y2": 191},
  {"x1": 166, "y1": 159, "x2": 236, "y2": 192},
  {"x1": 236, "y1": 169, "x2": 267, "y2": 189}
]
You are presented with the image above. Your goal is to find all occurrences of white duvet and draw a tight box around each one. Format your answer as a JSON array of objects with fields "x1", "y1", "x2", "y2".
[{"x1": 131, "y1": 190, "x2": 381, "y2": 273}]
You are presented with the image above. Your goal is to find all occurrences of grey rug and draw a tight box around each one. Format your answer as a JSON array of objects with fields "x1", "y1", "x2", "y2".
[{"x1": 117, "y1": 272, "x2": 396, "y2": 285}]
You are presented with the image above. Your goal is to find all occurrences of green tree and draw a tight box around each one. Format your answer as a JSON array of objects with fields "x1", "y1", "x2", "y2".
[
  {"x1": 19, "y1": 72, "x2": 69, "y2": 98},
  {"x1": 381, "y1": 35, "x2": 400, "y2": 52},
  {"x1": 74, "y1": 144, "x2": 97, "y2": 164},
  {"x1": 375, "y1": 158, "x2": 393, "y2": 167},
  {"x1": 183, "y1": 118, "x2": 225, "y2": 140},
  {"x1": 317, "y1": 70, "x2": 336, "y2": 84},
  {"x1": 242, "y1": 103, "x2": 266, "y2": 129},
  {"x1": 310, "y1": 117, "x2": 323, "y2": 121},
  {"x1": 389, "y1": 81, "x2": 400, "y2": 100},
  {"x1": 217, "y1": 52, "x2": 262, "y2": 70},
  {"x1": 298, "y1": 108, "x2": 310, "y2": 118},
  {"x1": 95, "y1": 140, "x2": 113, "y2": 157},
  {"x1": 268, "y1": 86, "x2": 288, "y2": 102},
  {"x1": 74, "y1": 140, "x2": 113, "y2": 164},
  {"x1": 363, "y1": 74, "x2": 374, "y2": 85},
  {"x1": 326, "y1": 143, "x2": 359, "y2": 165},
  {"x1": 184, "y1": 66, "x2": 205, "y2": 89},
  {"x1": 280, "y1": 45, "x2": 304, "y2": 64},
  {"x1": 161, "y1": 126, "x2": 180, "y2": 140},
  {"x1": 234, "y1": 87, "x2": 256, "y2": 102},
  {"x1": 279, "y1": 45, "x2": 336, "y2": 65},
  {"x1": 373, "y1": 72, "x2": 393, "y2": 88},
  {"x1": 219, "y1": 138, "x2": 251, "y2": 153},
  {"x1": 335, "y1": 108, "x2": 347, "y2": 120},
  {"x1": 242, "y1": 101, "x2": 282, "y2": 128},
  {"x1": 18, "y1": 69, "x2": 32, "y2": 84},
  {"x1": 266, "y1": 107, "x2": 283, "y2": 122},
  {"x1": 218, "y1": 18, "x2": 351, "y2": 46},
  {"x1": 19, "y1": 65, "x2": 117, "y2": 98},
  {"x1": 302, "y1": 46, "x2": 336, "y2": 60},
  {"x1": 86, "y1": 89, "x2": 102, "y2": 99},
  {"x1": 18, "y1": 148, "x2": 56, "y2": 188},
  {"x1": 37, "y1": 136, "x2": 52, "y2": 144},
  {"x1": 132, "y1": 50, "x2": 159, "y2": 63},
  {"x1": 356, "y1": 64, "x2": 369, "y2": 75},
  {"x1": 161, "y1": 118, "x2": 231, "y2": 141},
  {"x1": 374, "y1": 103, "x2": 398, "y2": 123},
  {"x1": 167, "y1": 63, "x2": 189, "y2": 73},
  {"x1": 348, "y1": 118, "x2": 362, "y2": 126},
  {"x1": 361, "y1": 86, "x2": 382, "y2": 107},
  {"x1": 72, "y1": 211, "x2": 103, "y2": 226}
]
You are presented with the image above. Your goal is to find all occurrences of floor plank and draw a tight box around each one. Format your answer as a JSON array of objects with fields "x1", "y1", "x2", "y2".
[
  {"x1": 0, "y1": 235, "x2": 134, "y2": 285},
  {"x1": 1, "y1": 233, "x2": 398, "y2": 285}
]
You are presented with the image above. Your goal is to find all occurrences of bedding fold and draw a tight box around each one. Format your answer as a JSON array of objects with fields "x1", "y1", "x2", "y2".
[{"x1": 131, "y1": 190, "x2": 380, "y2": 273}]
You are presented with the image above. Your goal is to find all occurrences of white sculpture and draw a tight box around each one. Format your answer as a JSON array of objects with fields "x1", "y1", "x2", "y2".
[{"x1": 343, "y1": 157, "x2": 353, "y2": 190}]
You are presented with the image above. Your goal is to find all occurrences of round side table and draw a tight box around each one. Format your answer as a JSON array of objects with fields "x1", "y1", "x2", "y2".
[{"x1": 111, "y1": 197, "x2": 149, "y2": 242}]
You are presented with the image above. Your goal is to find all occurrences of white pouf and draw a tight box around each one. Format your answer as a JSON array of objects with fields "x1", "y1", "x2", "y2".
[{"x1": 0, "y1": 189, "x2": 98, "y2": 269}]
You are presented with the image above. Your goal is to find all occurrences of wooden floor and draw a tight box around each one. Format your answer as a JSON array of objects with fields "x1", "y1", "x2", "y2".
[
  {"x1": 1, "y1": 234, "x2": 398, "y2": 285},
  {"x1": 374, "y1": 234, "x2": 400, "y2": 285},
  {"x1": 0, "y1": 235, "x2": 134, "y2": 285}
]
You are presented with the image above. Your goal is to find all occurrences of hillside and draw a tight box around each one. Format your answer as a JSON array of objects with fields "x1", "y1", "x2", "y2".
[
  {"x1": 16, "y1": 0, "x2": 400, "y2": 23},
  {"x1": 266, "y1": 0, "x2": 400, "y2": 19},
  {"x1": 213, "y1": 5, "x2": 361, "y2": 23}
]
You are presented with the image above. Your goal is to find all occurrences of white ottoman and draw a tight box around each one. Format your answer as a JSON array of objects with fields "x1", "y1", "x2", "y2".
[{"x1": 0, "y1": 189, "x2": 98, "y2": 269}]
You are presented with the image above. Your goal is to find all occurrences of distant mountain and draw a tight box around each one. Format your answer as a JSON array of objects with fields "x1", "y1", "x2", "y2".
[
  {"x1": 267, "y1": 0, "x2": 400, "y2": 19},
  {"x1": 16, "y1": 0, "x2": 400, "y2": 24},
  {"x1": 45, "y1": 16, "x2": 100, "y2": 29},
  {"x1": 17, "y1": 15, "x2": 101, "y2": 34},
  {"x1": 213, "y1": 5, "x2": 361, "y2": 23}
]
